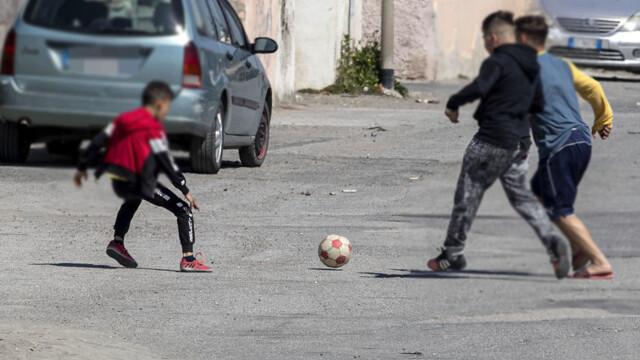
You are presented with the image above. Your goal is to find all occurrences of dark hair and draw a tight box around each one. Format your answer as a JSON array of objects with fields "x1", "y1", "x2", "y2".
[
  {"x1": 142, "y1": 81, "x2": 175, "y2": 106},
  {"x1": 482, "y1": 11, "x2": 514, "y2": 34},
  {"x1": 515, "y1": 15, "x2": 549, "y2": 47}
]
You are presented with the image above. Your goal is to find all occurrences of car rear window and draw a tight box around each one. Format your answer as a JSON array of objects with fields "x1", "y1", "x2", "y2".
[{"x1": 24, "y1": 0, "x2": 185, "y2": 36}]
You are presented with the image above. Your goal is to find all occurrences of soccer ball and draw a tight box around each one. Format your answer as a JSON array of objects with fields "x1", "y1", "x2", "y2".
[{"x1": 318, "y1": 235, "x2": 352, "y2": 268}]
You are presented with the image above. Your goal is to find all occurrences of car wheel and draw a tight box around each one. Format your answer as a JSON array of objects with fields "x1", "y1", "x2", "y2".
[
  {"x1": 0, "y1": 120, "x2": 31, "y2": 164},
  {"x1": 46, "y1": 140, "x2": 81, "y2": 157},
  {"x1": 190, "y1": 105, "x2": 224, "y2": 174},
  {"x1": 239, "y1": 103, "x2": 270, "y2": 168}
]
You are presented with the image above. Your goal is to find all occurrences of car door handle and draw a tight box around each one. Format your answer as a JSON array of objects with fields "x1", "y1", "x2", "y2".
[
  {"x1": 244, "y1": 60, "x2": 252, "y2": 69},
  {"x1": 225, "y1": 51, "x2": 234, "y2": 61}
]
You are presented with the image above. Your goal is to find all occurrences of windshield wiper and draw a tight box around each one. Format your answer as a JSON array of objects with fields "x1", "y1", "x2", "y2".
[{"x1": 90, "y1": 28, "x2": 156, "y2": 36}]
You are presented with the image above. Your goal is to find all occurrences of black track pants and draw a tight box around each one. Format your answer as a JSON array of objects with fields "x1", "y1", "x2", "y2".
[{"x1": 112, "y1": 180, "x2": 195, "y2": 253}]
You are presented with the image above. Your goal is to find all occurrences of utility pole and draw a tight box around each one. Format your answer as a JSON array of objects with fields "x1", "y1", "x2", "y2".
[{"x1": 380, "y1": 0, "x2": 394, "y2": 89}]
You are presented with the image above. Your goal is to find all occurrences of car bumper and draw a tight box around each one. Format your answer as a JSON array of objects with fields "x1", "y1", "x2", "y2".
[
  {"x1": 0, "y1": 76, "x2": 212, "y2": 137},
  {"x1": 547, "y1": 27, "x2": 640, "y2": 70}
]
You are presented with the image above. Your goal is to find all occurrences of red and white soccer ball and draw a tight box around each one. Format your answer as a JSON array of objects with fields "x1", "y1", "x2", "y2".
[{"x1": 318, "y1": 235, "x2": 352, "y2": 268}]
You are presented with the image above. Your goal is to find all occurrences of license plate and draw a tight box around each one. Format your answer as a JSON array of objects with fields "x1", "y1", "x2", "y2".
[
  {"x1": 62, "y1": 47, "x2": 139, "y2": 77},
  {"x1": 568, "y1": 38, "x2": 602, "y2": 50}
]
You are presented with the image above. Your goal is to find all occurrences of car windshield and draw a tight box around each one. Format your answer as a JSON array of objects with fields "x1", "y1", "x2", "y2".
[{"x1": 24, "y1": 0, "x2": 185, "y2": 36}]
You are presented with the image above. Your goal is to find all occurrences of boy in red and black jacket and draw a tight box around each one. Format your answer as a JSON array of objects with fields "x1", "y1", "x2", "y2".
[{"x1": 74, "y1": 81, "x2": 211, "y2": 272}]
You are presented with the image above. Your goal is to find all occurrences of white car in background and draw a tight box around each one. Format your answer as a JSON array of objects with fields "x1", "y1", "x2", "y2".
[{"x1": 541, "y1": 0, "x2": 640, "y2": 71}]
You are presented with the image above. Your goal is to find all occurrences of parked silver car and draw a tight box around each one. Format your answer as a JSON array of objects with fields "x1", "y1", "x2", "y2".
[
  {"x1": 542, "y1": 0, "x2": 640, "y2": 71},
  {"x1": 0, "y1": 0, "x2": 277, "y2": 174}
]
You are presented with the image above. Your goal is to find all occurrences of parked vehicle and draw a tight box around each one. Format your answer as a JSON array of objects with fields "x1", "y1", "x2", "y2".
[
  {"x1": 541, "y1": 0, "x2": 640, "y2": 72},
  {"x1": 0, "y1": 0, "x2": 277, "y2": 173}
]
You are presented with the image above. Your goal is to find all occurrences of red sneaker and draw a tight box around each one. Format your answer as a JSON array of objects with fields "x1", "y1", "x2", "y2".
[
  {"x1": 180, "y1": 252, "x2": 212, "y2": 272},
  {"x1": 106, "y1": 240, "x2": 138, "y2": 268}
]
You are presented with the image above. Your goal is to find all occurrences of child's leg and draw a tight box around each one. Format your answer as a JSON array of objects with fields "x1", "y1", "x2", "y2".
[
  {"x1": 554, "y1": 215, "x2": 611, "y2": 275},
  {"x1": 114, "y1": 199, "x2": 143, "y2": 241},
  {"x1": 550, "y1": 132, "x2": 611, "y2": 275},
  {"x1": 143, "y1": 183, "x2": 195, "y2": 255},
  {"x1": 443, "y1": 138, "x2": 516, "y2": 253},
  {"x1": 110, "y1": 179, "x2": 144, "y2": 241},
  {"x1": 500, "y1": 152, "x2": 572, "y2": 278},
  {"x1": 106, "y1": 180, "x2": 141, "y2": 268},
  {"x1": 500, "y1": 154, "x2": 558, "y2": 249}
]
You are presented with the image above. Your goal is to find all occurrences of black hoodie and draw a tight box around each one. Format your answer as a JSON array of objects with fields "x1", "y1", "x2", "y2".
[{"x1": 446, "y1": 44, "x2": 543, "y2": 150}]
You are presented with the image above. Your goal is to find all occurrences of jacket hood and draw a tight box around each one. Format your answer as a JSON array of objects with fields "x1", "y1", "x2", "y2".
[
  {"x1": 495, "y1": 44, "x2": 540, "y2": 82},
  {"x1": 117, "y1": 108, "x2": 164, "y2": 134}
]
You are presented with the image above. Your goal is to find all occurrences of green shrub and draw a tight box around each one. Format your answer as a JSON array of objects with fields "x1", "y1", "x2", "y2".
[
  {"x1": 394, "y1": 80, "x2": 409, "y2": 97},
  {"x1": 326, "y1": 34, "x2": 381, "y2": 94},
  {"x1": 323, "y1": 34, "x2": 407, "y2": 97}
]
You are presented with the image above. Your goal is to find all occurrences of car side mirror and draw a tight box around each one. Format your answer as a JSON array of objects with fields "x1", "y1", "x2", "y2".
[{"x1": 252, "y1": 37, "x2": 278, "y2": 54}]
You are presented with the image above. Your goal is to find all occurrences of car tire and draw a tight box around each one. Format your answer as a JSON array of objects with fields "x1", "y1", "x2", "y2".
[
  {"x1": 190, "y1": 105, "x2": 224, "y2": 174},
  {"x1": 239, "y1": 103, "x2": 270, "y2": 168},
  {"x1": 46, "y1": 140, "x2": 81, "y2": 157},
  {"x1": 0, "y1": 120, "x2": 31, "y2": 164}
]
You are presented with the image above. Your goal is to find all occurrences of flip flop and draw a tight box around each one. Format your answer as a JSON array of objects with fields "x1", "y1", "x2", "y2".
[
  {"x1": 570, "y1": 269, "x2": 614, "y2": 279},
  {"x1": 572, "y1": 251, "x2": 590, "y2": 272}
]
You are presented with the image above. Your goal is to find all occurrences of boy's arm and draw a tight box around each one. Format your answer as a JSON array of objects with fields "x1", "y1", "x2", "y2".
[
  {"x1": 446, "y1": 59, "x2": 503, "y2": 111},
  {"x1": 529, "y1": 77, "x2": 545, "y2": 114},
  {"x1": 77, "y1": 122, "x2": 114, "y2": 171},
  {"x1": 149, "y1": 135, "x2": 190, "y2": 196},
  {"x1": 566, "y1": 60, "x2": 613, "y2": 135}
]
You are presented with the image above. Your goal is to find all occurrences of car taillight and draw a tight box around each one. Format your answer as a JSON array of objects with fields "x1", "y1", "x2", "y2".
[
  {"x1": 1, "y1": 29, "x2": 16, "y2": 76},
  {"x1": 183, "y1": 42, "x2": 202, "y2": 89}
]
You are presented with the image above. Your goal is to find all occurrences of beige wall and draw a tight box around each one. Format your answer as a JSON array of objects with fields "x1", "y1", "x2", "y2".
[
  {"x1": 431, "y1": 0, "x2": 535, "y2": 81},
  {"x1": 362, "y1": 0, "x2": 437, "y2": 80},
  {"x1": 229, "y1": 0, "x2": 295, "y2": 102},
  {"x1": 363, "y1": 0, "x2": 539, "y2": 82}
]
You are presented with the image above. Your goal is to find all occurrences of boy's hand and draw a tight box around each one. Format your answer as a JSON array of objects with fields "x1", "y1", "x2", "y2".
[
  {"x1": 73, "y1": 171, "x2": 87, "y2": 189},
  {"x1": 445, "y1": 108, "x2": 459, "y2": 124},
  {"x1": 593, "y1": 125, "x2": 612, "y2": 140},
  {"x1": 185, "y1": 192, "x2": 200, "y2": 211}
]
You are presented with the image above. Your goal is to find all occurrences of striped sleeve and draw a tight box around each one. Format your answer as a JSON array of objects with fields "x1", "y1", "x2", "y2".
[
  {"x1": 150, "y1": 133, "x2": 189, "y2": 195},
  {"x1": 565, "y1": 60, "x2": 613, "y2": 132},
  {"x1": 77, "y1": 121, "x2": 116, "y2": 171}
]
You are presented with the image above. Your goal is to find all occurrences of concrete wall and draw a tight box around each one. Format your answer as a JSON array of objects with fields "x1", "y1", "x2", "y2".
[
  {"x1": 362, "y1": 0, "x2": 437, "y2": 81},
  {"x1": 363, "y1": 0, "x2": 539, "y2": 82},
  {"x1": 232, "y1": 0, "x2": 362, "y2": 99},
  {"x1": 293, "y1": 0, "x2": 362, "y2": 90},
  {"x1": 229, "y1": 0, "x2": 295, "y2": 102},
  {"x1": 431, "y1": 0, "x2": 535, "y2": 81}
]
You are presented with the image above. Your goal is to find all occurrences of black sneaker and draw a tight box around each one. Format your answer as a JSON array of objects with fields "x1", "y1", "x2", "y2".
[
  {"x1": 548, "y1": 236, "x2": 571, "y2": 279},
  {"x1": 427, "y1": 248, "x2": 467, "y2": 271}
]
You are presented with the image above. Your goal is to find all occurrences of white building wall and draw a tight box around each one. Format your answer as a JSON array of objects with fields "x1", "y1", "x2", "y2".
[{"x1": 293, "y1": 0, "x2": 362, "y2": 91}]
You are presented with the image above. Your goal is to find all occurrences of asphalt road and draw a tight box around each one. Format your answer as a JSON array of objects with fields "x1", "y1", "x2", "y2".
[{"x1": 1, "y1": 81, "x2": 639, "y2": 359}]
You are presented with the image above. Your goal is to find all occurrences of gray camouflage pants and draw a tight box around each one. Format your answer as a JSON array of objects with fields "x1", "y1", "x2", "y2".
[{"x1": 444, "y1": 137, "x2": 556, "y2": 252}]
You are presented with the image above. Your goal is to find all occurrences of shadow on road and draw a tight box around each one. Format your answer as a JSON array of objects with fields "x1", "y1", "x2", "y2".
[
  {"x1": 395, "y1": 213, "x2": 519, "y2": 220},
  {"x1": 361, "y1": 268, "x2": 554, "y2": 282},
  {"x1": 30, "y1": 263, "x2": 179, "y2": 273},
  {"x1": 308, "y1": 267, "x2": 343, "y2": 271},
  {"x1": 31, "y1": 262, "x2": 118, "y2": 269}
]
